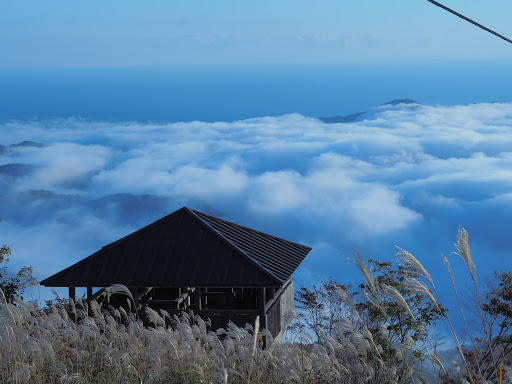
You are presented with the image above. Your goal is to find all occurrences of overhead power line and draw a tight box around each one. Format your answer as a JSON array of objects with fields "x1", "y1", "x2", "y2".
[{"x1": 426, "y1": 0, "x2": 512, "y2": 44}]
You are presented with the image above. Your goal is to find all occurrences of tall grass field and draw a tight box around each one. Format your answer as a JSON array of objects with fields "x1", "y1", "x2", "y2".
[{"x1": 1, "y1": 228, "x2": 511, "y2": 383}]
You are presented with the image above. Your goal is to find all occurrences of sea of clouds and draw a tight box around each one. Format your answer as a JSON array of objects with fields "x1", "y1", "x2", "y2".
[{"x1": 1, "y1": 101, "x2": 512, "y2": 304}]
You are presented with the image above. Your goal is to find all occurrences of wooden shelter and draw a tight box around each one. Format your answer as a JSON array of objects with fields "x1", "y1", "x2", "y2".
[{"x1": 41, "y1": 207, "x2": 311, "y2": 340}]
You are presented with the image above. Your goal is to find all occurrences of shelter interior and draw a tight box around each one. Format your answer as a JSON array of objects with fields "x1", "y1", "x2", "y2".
[{"x1": 80, "y1": 280, "x2": 294, "y2": 341}]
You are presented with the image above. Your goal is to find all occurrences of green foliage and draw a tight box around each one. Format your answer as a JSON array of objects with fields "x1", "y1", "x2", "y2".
[
  {"x1": 0, "y1": 248, "x2": 38, "y2": 303},
  {"x1": 461, "y1": 270, "x2": 512, "y2": 381},
  {"x1": 1, "y1": 218, "x2": 38, "y2": 303},
  {"x1": 354, "y1": 259, "x2": 446, "y2": 382},
  {"x1": 0, "y1": 243, "x2": 11, "y2": 263},
  {"x1": 483, "y1": 271, "x2": 512, "y2": 332},
  {"x1": 356, "y1": 259, "x2": 445, "y2": 346}
]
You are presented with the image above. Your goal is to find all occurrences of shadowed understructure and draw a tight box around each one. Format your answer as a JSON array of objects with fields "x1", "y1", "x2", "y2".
[{"x1": 41, "y1": 207, "x2": 311, "y2": 341}]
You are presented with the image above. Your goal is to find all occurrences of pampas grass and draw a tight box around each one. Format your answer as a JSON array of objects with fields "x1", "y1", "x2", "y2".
[
  {"x1": 0, "y1": 291, "x2": 414, "y2": 383},
  {"x1": 1, "y1": 227, "x2": 511, "y2": 383}
]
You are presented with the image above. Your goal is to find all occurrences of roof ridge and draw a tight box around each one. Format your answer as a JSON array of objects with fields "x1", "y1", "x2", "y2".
[
  {"x1": 42, "y1": 206, "x2": 311, "y2": 287},
  {"x1": 192, "y1": 209, "x2": 312, "y2": 251},
  {"x1": 185, "y1": 208, "x2": 284, "y2": 285}
]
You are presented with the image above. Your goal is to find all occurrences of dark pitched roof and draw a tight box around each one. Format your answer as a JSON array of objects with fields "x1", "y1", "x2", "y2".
[
  {"x1": 193, "y1": 210, "x2": 311, "y2": 283},
  {"x1": 41, "y1": 207, "x2": 312, "y2": 288}
]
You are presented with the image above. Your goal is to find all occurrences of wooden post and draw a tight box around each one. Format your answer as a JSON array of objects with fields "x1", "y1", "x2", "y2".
[
  {"x1": 258, "y1": 288, "x2": 266, "y2": 319},
  {"x1": 258, "y1": 287, "x2": 267, "y2": 348},
  {"x1": 267, "y1": 287, "x2": 275, "y2": 300},
  {"x1": 87, "y1": 287, "x2": 92, "y2": 299},
  {"x1": 69, "y1": 287, "x2": 75, "y2": 301},
  {"x1": 134, "y1": 288, "x2": 139, "y2": 310},
  {"x1": 129, "y1": 287, "x2": 139, "y2": 310},
  {"x1": 195, "y1": 287, "x2": 202, "y2": 311}
]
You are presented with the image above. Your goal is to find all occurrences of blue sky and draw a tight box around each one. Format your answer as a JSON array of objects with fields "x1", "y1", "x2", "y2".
[{"x1": 1, "y1": 0, "x2": 512, "y2": 67}]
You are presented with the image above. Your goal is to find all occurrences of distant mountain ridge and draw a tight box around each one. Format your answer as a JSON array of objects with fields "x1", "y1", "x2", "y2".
[
  {"x1": 382, "y1": 98, "x2": 419, "y2": 106},
  {"x1": 0, "y1": 141, "x2": 43, "y2": 154},
  {"x1": 318, "y1": 112, "x2": 366, "y2": 124},
  {"x1": 318, "y1": 98, "x2": 419, "y2": 124}
]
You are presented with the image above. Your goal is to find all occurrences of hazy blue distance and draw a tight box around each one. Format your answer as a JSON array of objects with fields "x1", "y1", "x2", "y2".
[{"x1": 1, "y1": 61, "x2": 511, "y2": 123}]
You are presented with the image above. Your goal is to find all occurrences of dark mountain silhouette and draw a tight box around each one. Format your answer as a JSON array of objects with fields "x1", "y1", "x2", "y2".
[
  {"x1": 0, "y1": 163, "x2": 32, "y2": 177},
  {"x1": 0, "y1": 141, "x2": 43, "y2": 154},
  {"x1": 318, "y1": 111, "x2": 366, "y2": 124},
  {"x1": 382, "y1": 98, "x2": 419, "y2": 106},
  {"x1": 10, "y1": 141, "x2": 44, "y2": 148},
  {"x1": 319, "y1": 99, "x2": 420, "y2": 124}
]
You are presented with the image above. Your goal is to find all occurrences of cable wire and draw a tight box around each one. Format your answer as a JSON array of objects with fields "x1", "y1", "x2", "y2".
[{"x1": 426, "y1": 0, "x2": 512, "y2": 44}]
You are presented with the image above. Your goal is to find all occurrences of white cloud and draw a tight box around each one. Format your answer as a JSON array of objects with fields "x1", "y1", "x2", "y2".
[
  {"x1": 2, "y1": 102, "x2": 512, "y2": 302},
  {"x1": 349, "y1": 187, "x2": 421, "y2": 235},
  {"x1": 36, "y1": 143, "x2": 109, "y2": 185},
  {"x1": 249, "y1": 171, "x2": 310, "y2": 212},
  {"x1": 171, "y1": 165, "x2": 248, "y2": 199},
  {"x1": 8, "y1": 143, "x2": 110, "y2": 191}
]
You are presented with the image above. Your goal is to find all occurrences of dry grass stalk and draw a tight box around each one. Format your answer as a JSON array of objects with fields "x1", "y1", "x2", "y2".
[
  {"x1": 2, "y1": 228, "x2": 510, "y2": 383},
  {"x1": 2, "y1": 291, "x2": 409, "y2": 384},
  {"x1": 395, "y1": 246, "x2": 434, "y2": 288},
  {"x1": 455, "y1": 228, "x2": 476, "y2": 282}
]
